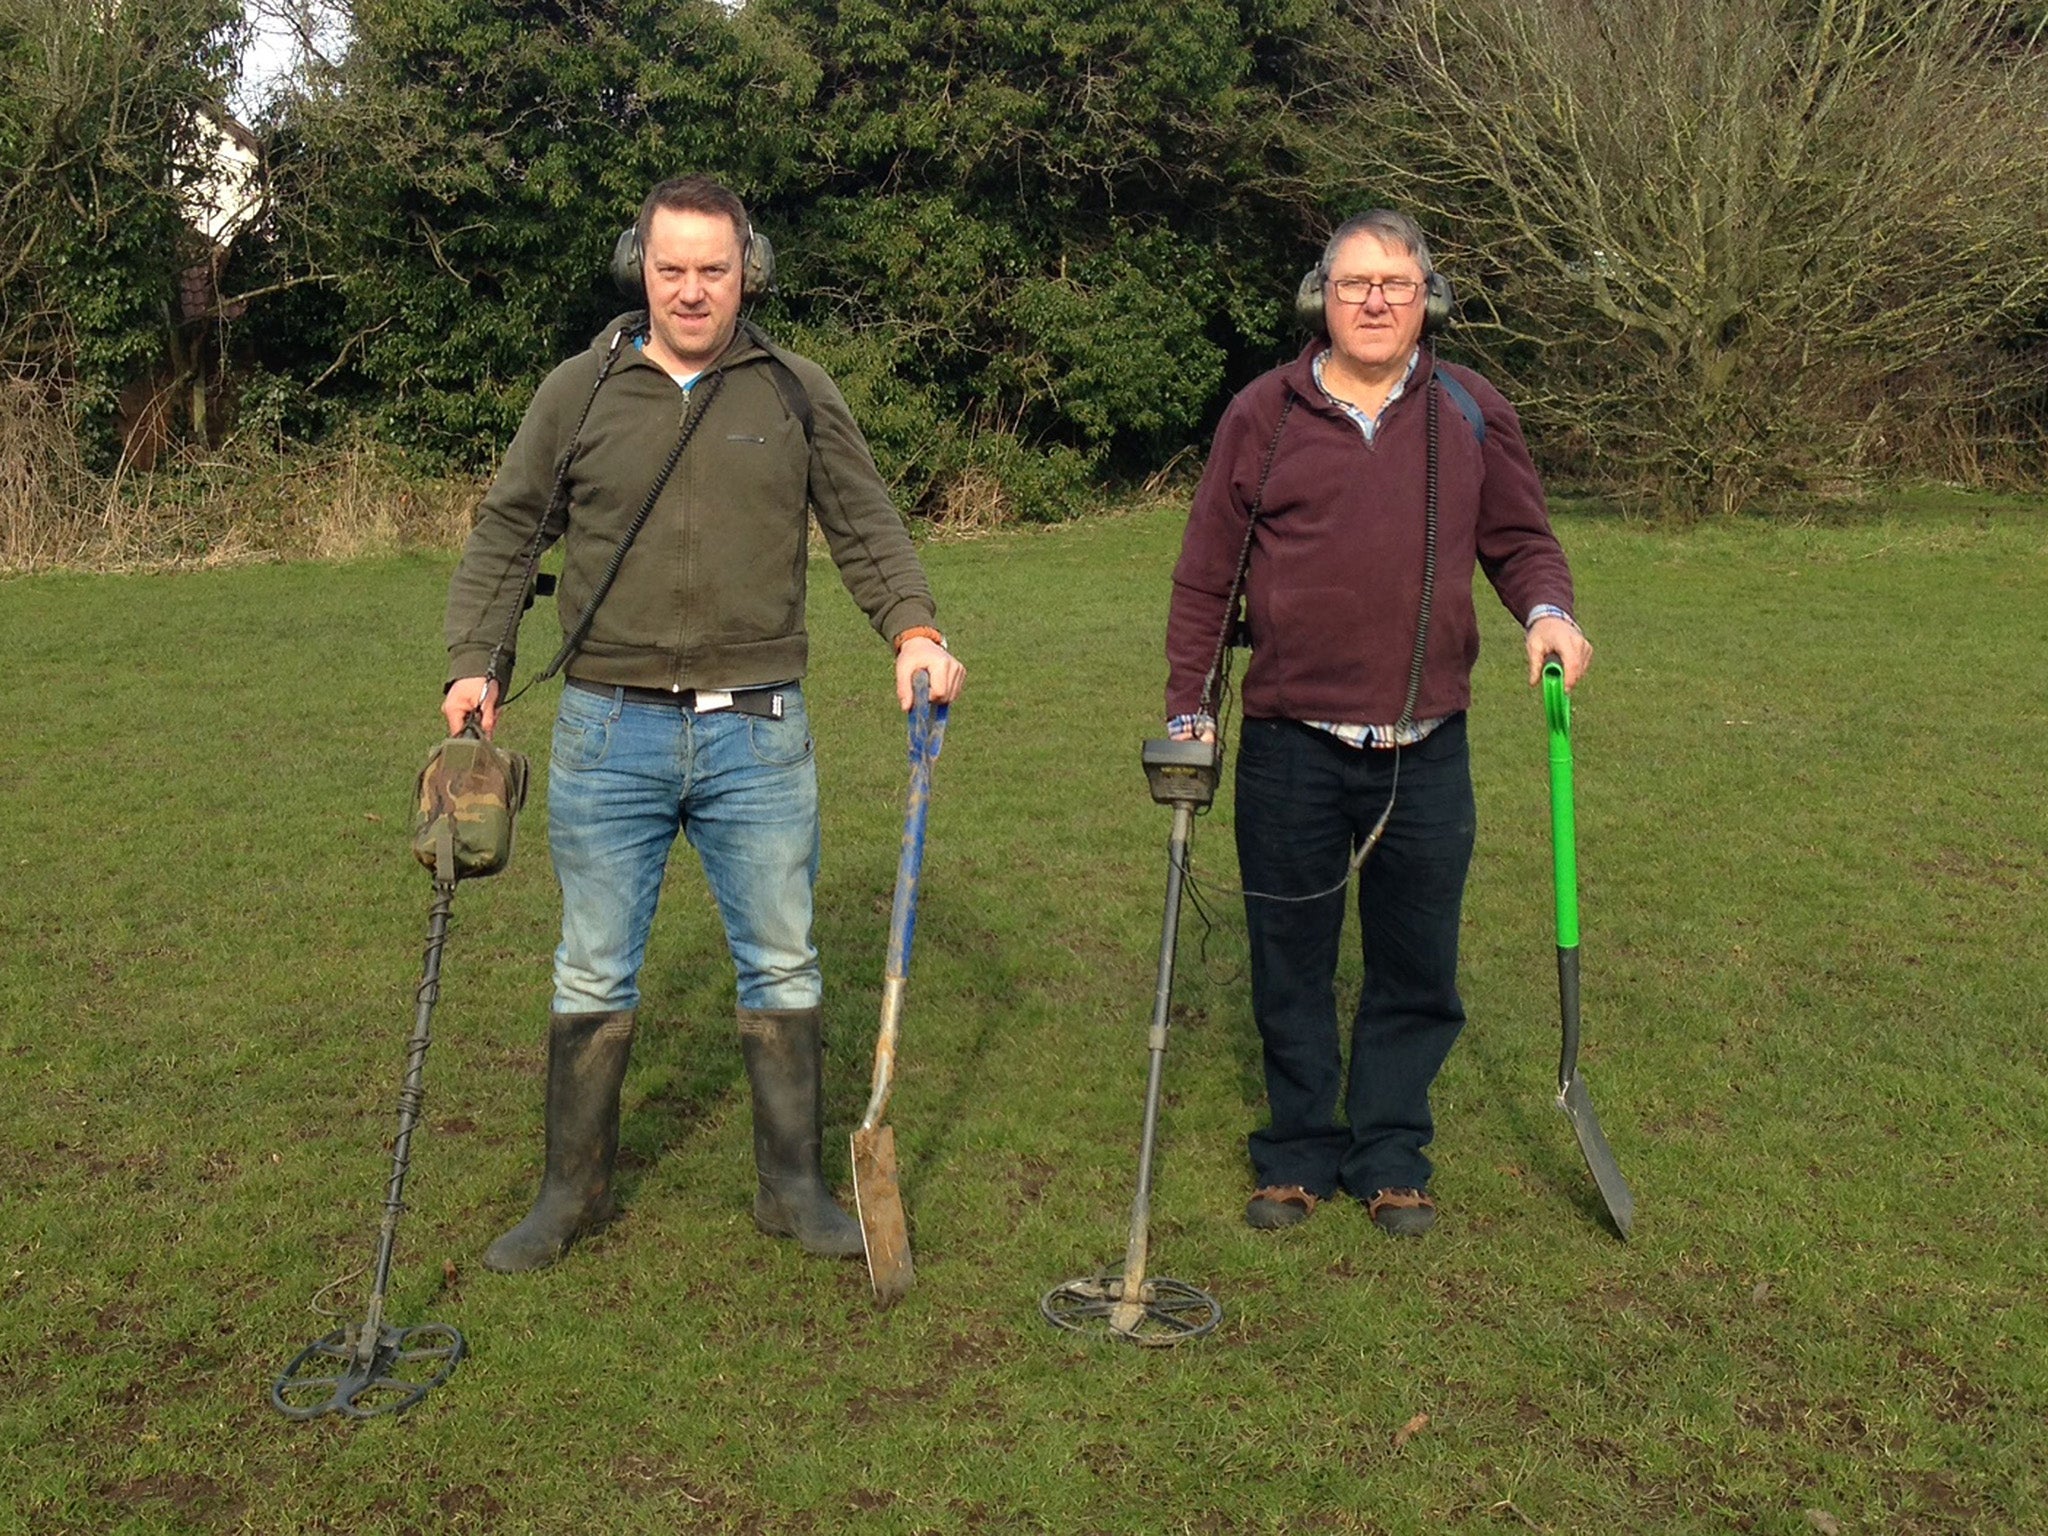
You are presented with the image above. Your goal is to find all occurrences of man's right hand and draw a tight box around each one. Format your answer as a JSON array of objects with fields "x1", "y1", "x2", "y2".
[{"x1": 443, "y1": 676, "x2": 499, "y2": 738}]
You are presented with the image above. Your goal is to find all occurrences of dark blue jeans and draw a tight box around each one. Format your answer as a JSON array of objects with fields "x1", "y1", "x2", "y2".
[{"x1": 1234, "y1": 715, "x2": 1476, "y2": 1199}]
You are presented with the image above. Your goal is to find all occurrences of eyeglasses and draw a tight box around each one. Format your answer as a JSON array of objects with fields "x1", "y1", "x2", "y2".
[{"x1": 1329, "y1": 277, "x2": 1422, "y2": 306}]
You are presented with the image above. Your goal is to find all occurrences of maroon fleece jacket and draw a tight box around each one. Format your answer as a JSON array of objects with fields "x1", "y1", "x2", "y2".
[{"x1": 1166, "y1": 344, "x2": 1574, "y2": 726}]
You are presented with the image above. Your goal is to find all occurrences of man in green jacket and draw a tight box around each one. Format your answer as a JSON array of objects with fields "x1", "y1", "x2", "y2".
[{"x1": 442, "y1": 175, "x2": 965, "y2": 1273}]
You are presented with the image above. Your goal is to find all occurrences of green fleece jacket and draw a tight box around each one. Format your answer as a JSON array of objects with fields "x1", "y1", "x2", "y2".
[{"x1": 445, "y1": 316, "x2": 936, "y2": 693}]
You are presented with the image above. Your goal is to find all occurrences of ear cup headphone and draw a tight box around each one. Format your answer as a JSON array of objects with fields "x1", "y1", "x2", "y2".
[
  {"x1": 611, "y1": 220, "x2": 776, "y2": 304},
  {"x1": 1295, "y1": 265, "x2": 1453, "y2": 337}
]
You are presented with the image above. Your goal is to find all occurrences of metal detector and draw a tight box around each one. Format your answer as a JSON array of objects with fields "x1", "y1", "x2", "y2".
[
  {"x1": 270, "y1": 716, "x2": 527, "y2": 1420},
  {"x1": 1041, "y1": 739, "x2": 1223, "y2": 1346},
  {"x1": 1543, "y1": 657, "x2": 1635, "y2": 1239}
]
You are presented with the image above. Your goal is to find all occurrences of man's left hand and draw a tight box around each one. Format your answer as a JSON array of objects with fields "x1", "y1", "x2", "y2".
[
  {"x1": 896, "y1": 637, "x2": 966, "y2": 710},
  {"x1": 1526, "y1": 616, "x2": 1592, "y2": 691}
]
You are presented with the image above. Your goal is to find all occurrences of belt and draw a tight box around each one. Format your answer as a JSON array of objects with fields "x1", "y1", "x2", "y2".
[{"x1": 566, "y1": 677, "x2": 790, "y2": 719}]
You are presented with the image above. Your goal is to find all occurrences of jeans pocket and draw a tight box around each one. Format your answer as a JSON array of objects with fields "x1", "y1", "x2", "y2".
[
  {"x1": 1235, "y1": 716, "x2": 1289, "y2": 784},
  {"x1": 552, "y1": 691, "x2": 615, "y2": 772},
  {"x1": 1414, "y1": 711, "x2": 1468, "y2": 761},
  {"x1": 746, "y1": 706, "x2": 813, "y2": 767}
]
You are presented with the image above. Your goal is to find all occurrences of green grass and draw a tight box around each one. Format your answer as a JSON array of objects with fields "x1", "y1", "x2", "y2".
[{"x1": 2, "y1": 497, "x2": 2045, "y2": 1533}]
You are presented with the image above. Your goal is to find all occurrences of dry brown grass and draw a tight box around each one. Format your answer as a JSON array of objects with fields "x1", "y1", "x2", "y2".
[
  {"x1": 0, "y1": 376, "x2": 482, "y2": 574},
  {"x1": 924, "y1": 465, "x2": 1018, "y2": 538}
]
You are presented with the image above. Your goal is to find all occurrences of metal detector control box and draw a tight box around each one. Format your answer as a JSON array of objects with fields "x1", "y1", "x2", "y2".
[{"x1": 1142, "y1": 738, "x2": 1219, "y2": 809}]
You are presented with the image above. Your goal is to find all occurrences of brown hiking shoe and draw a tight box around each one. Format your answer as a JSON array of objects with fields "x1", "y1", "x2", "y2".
[
  {"x1": 1365, "y1": 1187, "x2": 1437, "y2": 1237},
  {"x1": 1244, "y1": 1185, "x2": 1319, "y2": 1230}
]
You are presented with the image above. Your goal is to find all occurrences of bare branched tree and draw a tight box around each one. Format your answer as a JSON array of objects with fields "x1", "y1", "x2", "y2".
[
  {"x1": 1317, "y1": 0, "x2": 2048, "y2": 514},
  {"x1": 232, "y1": 0, "x2": 349, "y2": 117}
]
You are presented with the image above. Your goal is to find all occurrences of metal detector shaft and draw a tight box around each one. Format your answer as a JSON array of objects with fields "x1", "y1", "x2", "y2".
[
  {"x1": 355, "y1": 878, "x2": 455, "y2": 1353},
  {"x1": 272, "y1": 877, "x2": 466, "y2": 1419},
  {"x1": 1543, "y1": 658, "x2": 1635, "y2": 1240},
  {"x1": 1109, "y1": 799, "x2": 1195, "y2": 1331}
]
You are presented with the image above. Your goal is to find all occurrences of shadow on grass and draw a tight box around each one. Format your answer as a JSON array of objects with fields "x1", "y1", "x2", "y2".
[
  {"x1": 620, "y1": 928, "x2": 751, "y2": 1200},
  {"x1": 1182, "y1": 857, "x2": 1627, "y2": 1236},
  {"x1": 1462, "y1": 1005, "x2": 1623, "y2": 1235},
  {"x1": 874, "y1": 899, "x2": 1023, "y2": 1216},
  {"x1": 619, "y1": 1012, "x2": 746, "y2": 1188}
]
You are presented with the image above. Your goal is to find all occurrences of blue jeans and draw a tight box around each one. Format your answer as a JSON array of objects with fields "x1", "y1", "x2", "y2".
[
  {"x1": 546, "y1": 683, "x2": 822, "y2": 1015},
  {"x1": 1234, "y1": 715, "x2": 1477, "y2": 1198}
]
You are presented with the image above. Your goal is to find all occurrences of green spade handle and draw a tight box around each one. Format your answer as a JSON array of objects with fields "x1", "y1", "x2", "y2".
[
  {"x1": 1543, "y1": 657, "x2": 1579, "y2": 950},
  {"x1": 1543, "y1": 654, "x2": 1584, "y2": 1094}
]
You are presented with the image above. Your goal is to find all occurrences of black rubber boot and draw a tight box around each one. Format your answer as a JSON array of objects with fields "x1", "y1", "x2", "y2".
[
  {"x1": 483, "y1": 1009, "x2": 635, "y2": 1274},
  {"x1": 737, "y1": 1006, "x2": 864, "y2": 1258}
]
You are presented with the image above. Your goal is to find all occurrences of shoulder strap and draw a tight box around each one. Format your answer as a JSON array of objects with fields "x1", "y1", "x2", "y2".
[
  {"x1": 1434, "y1": 369, "x2": 1486, "y2": 448},
  {"x1": 741, "y1": 320, "x2": 814, "y2": 446}
]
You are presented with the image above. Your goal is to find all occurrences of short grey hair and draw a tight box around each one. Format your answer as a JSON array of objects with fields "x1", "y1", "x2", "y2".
[{"x1": 1319, "y1": 209, "x2": 1435, "y2": 279}]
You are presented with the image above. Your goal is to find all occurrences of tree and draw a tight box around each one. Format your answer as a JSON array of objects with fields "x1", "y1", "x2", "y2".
[
  {"x1": 754, "y1": 0, "x2": 1337, "y2": 517},
  {"x1": 1317, "y1": 0, "x2": 2048, "y2": 513},
  {"x1": 0, "y1": 0, "x2": 245, "y2": 462},
  {"x1": 261, "y1": 0, "x2": 816, "y2": 466},
  {"x1": 259, "y1": 0, "x2": 1345, "y2": 515}
]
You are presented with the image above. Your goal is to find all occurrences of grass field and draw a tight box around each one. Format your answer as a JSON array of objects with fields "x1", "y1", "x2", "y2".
[{"x1": 3, "y1": 496, "x2": 2045, "y2": 1534}]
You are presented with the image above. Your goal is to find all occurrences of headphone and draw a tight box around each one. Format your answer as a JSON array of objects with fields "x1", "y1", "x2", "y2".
[
  {"x1": 1294, "y1": 263, "x2": 1453, "y2": 338},
  {"x1": 611, "y1": 216, "x2": 776, "y2": 304}
]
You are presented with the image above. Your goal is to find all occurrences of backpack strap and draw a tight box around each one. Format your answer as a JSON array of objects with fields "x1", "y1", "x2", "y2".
[{"x1": 1434, "y1": 369, "x2": 1487, "y2": 448}]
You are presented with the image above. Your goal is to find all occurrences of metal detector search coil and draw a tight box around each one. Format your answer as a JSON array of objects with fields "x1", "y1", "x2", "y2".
[{"x1": 272, "y1": 1321, "x2": 464, "y2": 1421}]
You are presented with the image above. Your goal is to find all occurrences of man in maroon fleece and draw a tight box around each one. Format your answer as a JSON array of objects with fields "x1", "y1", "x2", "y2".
[{"x1": 1164, "y1": 209, "x2": 1593, "y2": 1237}]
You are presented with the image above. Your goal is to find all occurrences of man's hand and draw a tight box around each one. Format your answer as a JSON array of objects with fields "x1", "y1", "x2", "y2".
[
  {"x1": 1525, "y1": 616, "x2": 1592, "y2": 691},
  {"x1": 895, "y1": 637, "x2": 965, "y2": 711},
  {"x1": 442, "y1": 676, "x2": 499, "y2": 737}
]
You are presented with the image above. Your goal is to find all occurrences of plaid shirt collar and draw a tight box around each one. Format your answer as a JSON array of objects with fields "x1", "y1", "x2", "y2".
[{"x1": 1312, "y1": 347, "x2": 1421, "y2": 444}]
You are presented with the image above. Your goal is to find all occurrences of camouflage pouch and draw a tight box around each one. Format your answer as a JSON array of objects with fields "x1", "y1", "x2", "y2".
[{"x1": 411, "y1": 729, "x2": 530, "y2": 881}]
